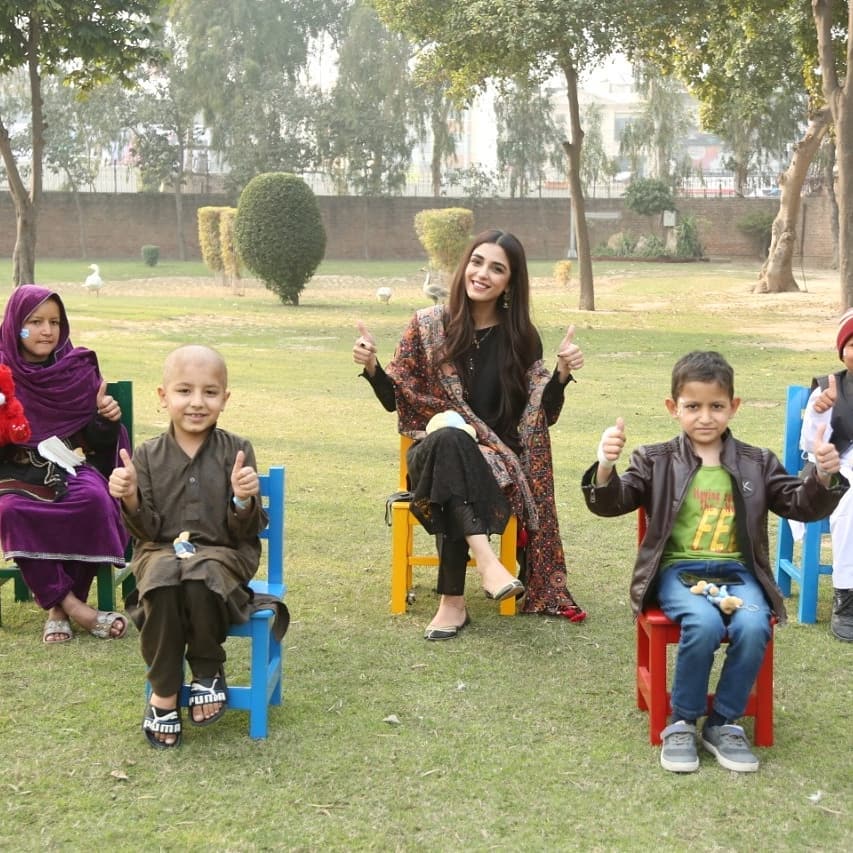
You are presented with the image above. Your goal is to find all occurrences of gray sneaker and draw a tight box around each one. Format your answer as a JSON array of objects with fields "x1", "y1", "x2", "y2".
[
  {"x1": 701, "y1": 723, "x2": 759, "y2": 772},
  {"x1": 660, "y1": 721, "x2": 699, "y2": 772},
  {"x1": 831, "y1": 588, "x2": 853, "y2": 642}
]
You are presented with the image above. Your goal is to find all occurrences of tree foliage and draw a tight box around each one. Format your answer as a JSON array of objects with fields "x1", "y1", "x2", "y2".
[
  {"x1": 169, "y1": 0, "x2": 345, "y2": 194},
  {"x1": 41, "y1": 78, "x2": 128, "y2": 258},
  {"x1": 579, "y1": 103, "x2": 614, "y2": 195},
  {"x1": 645, "y1": 7, "x2": 804, "y2": 193},
  {"x1": 375, "y1": 0, "x2": 626, "y2": 311},
  {"x1": 494, "y1": 76, "x2": 565, "y2": 198},
  {"x1": 0, "y1": 0, "x2": 164, "y2": 284},
  {"x1": 412, "y1": 74, "x2": 461, "y2": 198},
  {"x1": 622, "y1": 0, "x2": 827, "y2": 293},
  {"x1": 234, "y1": 172, "x2": 326, "y2": 306},
  {"x1": 320, "y1": 3, "x2": 419, "y2": 195},
  {"x1": 624, "y1": 178, "x2": 674, "y2": 217},
  {"x1": 630, "y1": 65, "x2": 695, "y2": 182}
]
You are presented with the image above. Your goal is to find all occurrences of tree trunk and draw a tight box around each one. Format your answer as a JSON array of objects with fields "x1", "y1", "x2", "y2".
[
  {"x1": 12, "y1": 202, "x2": 37, "y2": 285},
  {"x1": 814, "y1": 0, "x2": 853, "y2": 308},
  {"x1": 430, "y1": 96, "x2": 450, "y2": 198},
  {"x1": 173, "y1": 174, "x2": 186, "y2": 261},
  {"x1": 837, "y1": 102, "x2": 853, "y2": 308},
  {"x1": 0, "y1": 15, "x2": 43, "y2": 286},
  {"x1": 734, "y1": 160, "x2": 748, "y2": 197},
  {"x1": 0, "y1": 124, "x2": 38, "y2": 285},
  {"x1": 755, "y1": 110, "x2": 830, "y2": 293},
  {"x1": 560, "y1": 61, "x2": 594, "y2": 311},
  {"x1": 824, "y1": 138, "x2": 839, "y2": 269}
]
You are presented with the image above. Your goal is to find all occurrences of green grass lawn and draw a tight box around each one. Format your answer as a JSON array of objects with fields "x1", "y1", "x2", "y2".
[{"x1": 0, "y1": 263, "x2": 850, "y2": 851}]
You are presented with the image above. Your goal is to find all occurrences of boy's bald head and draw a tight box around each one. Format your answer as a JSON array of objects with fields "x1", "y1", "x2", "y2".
[{"x1": 162, "y1": 345, "x2": 228, "y2": 387}]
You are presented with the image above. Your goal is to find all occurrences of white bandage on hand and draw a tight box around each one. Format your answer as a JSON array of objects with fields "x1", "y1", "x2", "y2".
[{"x1": 596, "y1": 426, "x2": 622, "y2": 471}]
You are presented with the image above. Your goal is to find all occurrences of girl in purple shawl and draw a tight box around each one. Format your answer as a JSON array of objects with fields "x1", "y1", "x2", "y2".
[{"x1": 0, "y1": 285, "x2": 129, "y2": 643}]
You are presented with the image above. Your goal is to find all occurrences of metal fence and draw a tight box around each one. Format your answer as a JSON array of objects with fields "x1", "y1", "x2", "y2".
[{"x1": 32, "y1": 165, "x2": 801, "y2": 200}]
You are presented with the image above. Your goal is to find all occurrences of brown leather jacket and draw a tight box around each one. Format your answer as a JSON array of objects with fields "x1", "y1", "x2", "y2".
[{"x1": 581, "y1": 430, "x2": 848, "y2": 622}]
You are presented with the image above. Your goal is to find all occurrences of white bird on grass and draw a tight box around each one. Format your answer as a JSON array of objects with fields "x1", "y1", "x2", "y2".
[
  {"x1": 421, "y1": 268, "x2": 448, "y2": 304},
  {"x1": 83, "y1": 264, "x2": 103, "y2": 296},
  {"x1": 376, "y1": 286, "x2": 393, "y2": 304}
]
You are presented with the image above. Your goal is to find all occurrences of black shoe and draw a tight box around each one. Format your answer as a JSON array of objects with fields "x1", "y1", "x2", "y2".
[
  {"x1": 424, "y1": 613, "x2": 471, "y2": 641},
  {"x1": 142, "y1": 703, "x2": 182, "y2": 749},
  {"x1": 831, "y1": 588, "x2": 853, "y2": 642},
  {"x1": 188, "y1": 671, "x2": 228, "y2": 726},
  {"x1": 484, "y1": 579, "x2": 525, "y2": 602}
]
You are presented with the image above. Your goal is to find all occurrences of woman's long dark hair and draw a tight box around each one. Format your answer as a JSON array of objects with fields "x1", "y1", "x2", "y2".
[{"x1": 442, "y1": 229, "x2": 539, "y2": 432}]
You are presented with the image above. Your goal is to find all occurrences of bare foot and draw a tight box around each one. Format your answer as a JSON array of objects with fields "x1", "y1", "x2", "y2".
[
  {"x1": 60, "y1": 594, "x2": 126, "y2": 638},
  {"x1": 43, "y1": 607, "x2": 72, "y2": 643},
  {"x1": 427, "y1": 595, "x2": 468, "y2": 630},
  {"x1": 466, "y1": 534, "x2": 520, "y2": 597},
  {"x1": 476, "y1": 553, "x2": 519, "y2": 598},
  {"x1": 189, "y1": 674, "x2": 227, "y2": 724},
  {"x1": 146, "y1": 692, "x2": 180, "y2": 747}
]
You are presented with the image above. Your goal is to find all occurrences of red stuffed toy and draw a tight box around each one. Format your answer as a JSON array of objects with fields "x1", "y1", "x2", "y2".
[{"x1": 0, "y1": 363, "x2": 32, "y2": 445}]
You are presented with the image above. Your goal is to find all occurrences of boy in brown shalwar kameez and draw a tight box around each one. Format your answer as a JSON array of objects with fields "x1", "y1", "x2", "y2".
[{"x1": 110, "y1": 345, "x2": 267, "y2": 748}]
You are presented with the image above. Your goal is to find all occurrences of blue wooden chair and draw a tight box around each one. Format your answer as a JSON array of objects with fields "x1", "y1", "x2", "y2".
[
  {"x1": 774, "y1": 385, "x2": 832, "y2": 623},
  {"x1": 0, "y1": 380, "x2": 135, "y2": 624},
  {"x1": 167, "y1": 465, "x2": 287, "y2": 739}
]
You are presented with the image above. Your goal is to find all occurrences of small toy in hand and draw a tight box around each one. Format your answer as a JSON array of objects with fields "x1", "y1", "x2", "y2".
[
  {"x1": 690, "y1": 579, "x2": 743, "y2": 615},
  {"x1": 173, "y1": 531, "x2": 196, "y2": 559},
  {"x1": 425, "y1": 410, "x2": 476, "y2": 441},
  {"x1": 0, "y1": 363, "x2": 31, "y2": 445}
]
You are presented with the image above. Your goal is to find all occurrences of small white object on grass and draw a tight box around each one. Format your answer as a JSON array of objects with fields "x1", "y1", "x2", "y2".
[{"x1": 83, "y1": 264, "x2": 103, "y2": 295}]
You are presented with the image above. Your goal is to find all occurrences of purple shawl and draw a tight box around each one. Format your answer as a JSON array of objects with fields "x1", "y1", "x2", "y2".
[{"x1": 0, "y1": 285, "x2": 103, "y2": 446}]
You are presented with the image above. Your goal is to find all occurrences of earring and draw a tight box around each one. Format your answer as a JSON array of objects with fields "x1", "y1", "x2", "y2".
[{"x1": 502, "y1": 290, "x2": 511, "y2": 309}]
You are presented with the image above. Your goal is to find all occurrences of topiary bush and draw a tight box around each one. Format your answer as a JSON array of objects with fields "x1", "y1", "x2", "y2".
[
  {"x1": 234, "y1": 173, "x2": 326, "y2": 306},
  {"x1": 141, "y1": 245, "x2": 159, "y2": 267},
  {"x1": 553, "y1": 259, "x2": 572, "y2": 286},
  {"x1": 198, "y1": 206, "x2": 229, "y2": 278},
  {"x1": 413, "y1": 207, "x2": 474, "y2": 274},
  {"x1": 624, "y1": 178, "x2": 675, "y2": 218},
  {"x1": 219, "y1": 207, "x2": 242, "y2": 287}
]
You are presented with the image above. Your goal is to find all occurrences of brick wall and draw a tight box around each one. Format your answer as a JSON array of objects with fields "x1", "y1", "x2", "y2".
[{"x1": 0, "y1": 190, "x2": 835, "y2": 266}]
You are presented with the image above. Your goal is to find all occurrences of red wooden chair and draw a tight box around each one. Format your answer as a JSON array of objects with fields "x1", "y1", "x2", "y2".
[{"x1": 635, "y1": 508, "x2": 775, "y2": 745}]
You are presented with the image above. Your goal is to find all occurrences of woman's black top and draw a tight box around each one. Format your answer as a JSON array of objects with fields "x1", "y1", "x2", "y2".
[{"x1": 362, "y1": 326, "x2": 569, "y2": 454}]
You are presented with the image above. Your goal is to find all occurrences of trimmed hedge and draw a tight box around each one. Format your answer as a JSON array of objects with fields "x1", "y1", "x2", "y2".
[
  {"x1": 219, "y1": 208, "x2": 241, "y2": 282},
  {"x1": 141, "y1": 244, "x2": 159, "y2": 267},
  {"x1": 414, "y1": 207, "x2": 473, "y2": 273},
  {"x1": 197, "y1": 206, "x2": 230, "y2": 275},
  {"x1": 234, "y1": 173, "x2": 326, "y2": 306}
]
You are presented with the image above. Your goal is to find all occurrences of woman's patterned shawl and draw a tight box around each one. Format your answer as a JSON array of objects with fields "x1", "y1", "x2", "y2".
[{"x1": 384, "y1": 306, "x2": 578, "y2": 614}]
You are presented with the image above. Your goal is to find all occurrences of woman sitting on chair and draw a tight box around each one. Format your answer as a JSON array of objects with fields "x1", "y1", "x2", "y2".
[
  {"x1": 0, "y1": 285, "x2": 129, "y2": 644},
  {"x1": 353, "y1": 228, "x2": 586, "y2": 639}
]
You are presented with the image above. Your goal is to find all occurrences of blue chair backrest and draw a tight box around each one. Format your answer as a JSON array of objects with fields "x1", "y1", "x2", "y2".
[
  {"x1": 781, "y1": 385, "x2": 811, "y2": 475},
  {"x1": 258, "y1": 466, "x2": 285, "y2": 596}
]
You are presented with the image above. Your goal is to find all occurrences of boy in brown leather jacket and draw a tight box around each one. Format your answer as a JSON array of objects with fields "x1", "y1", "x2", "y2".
[{"x1": 582, "y1": 351, "x2": 846, "y2": 773}]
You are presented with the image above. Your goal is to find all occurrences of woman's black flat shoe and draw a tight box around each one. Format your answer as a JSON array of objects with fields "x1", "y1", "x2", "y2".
[
  {"x1": 424, "y1": 613, "x2": 471, "y2": 641},
  {"x1": 484, "y1": 579, "x2": 525, "y2": 602}
]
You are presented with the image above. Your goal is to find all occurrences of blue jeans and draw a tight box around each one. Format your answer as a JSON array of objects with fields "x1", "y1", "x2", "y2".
[{"x1": 656, "y1": 561, "x2": 772, "y2": 723}]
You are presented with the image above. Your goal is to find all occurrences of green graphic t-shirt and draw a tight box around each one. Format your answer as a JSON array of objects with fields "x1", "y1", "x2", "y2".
[{"x1": 662, "y1": 466, "x2": 742, "y2": 565}]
